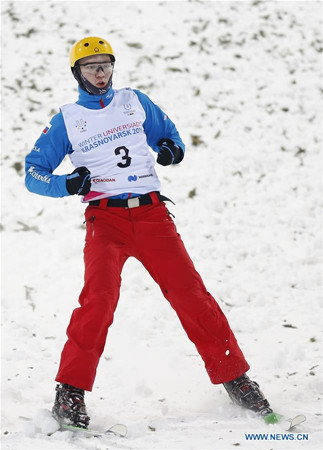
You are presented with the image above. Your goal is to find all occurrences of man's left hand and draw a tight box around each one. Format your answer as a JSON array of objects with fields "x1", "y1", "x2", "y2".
[{"x1": 157, "y1": 138, "x2": 184, "y2": 166}]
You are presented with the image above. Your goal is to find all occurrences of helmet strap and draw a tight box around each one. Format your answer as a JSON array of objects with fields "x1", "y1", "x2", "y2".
[{"x1": 72, "y1": 65, "x2": 113, "y2": 95}]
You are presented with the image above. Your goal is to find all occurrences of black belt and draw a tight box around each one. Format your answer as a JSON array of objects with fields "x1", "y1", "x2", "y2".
[{"x1": 88, "y1": 191, "x2": 174, "y2": 209}]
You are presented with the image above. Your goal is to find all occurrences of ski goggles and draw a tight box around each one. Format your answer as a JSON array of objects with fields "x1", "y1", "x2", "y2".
[{"x1": 79, "y1": 61, "x2": 114, "y2": 75}]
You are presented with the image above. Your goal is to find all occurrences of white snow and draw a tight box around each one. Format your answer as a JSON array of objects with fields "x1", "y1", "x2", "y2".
[{"x1": 1, "y1": 0, "x2": 322, "y2": 449}]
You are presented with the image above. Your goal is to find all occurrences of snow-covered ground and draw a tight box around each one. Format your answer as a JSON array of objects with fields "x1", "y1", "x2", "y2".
[{"x1": 1, "y1": 0, "x2": 322, "y2": 449}]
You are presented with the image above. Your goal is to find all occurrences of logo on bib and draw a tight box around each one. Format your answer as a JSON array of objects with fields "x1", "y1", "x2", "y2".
[
  {"x1": 128, "y1": 174, "x2": 153, "y2": 182},
  {"x1": 123, "y1": 104, "x2": 135, "y2": 116},
  {"x1": 93, "y1": 178, "x2": 116, "y2": 183},
  {"x1": 75, "y1": 119, "x2": 87, "y2": 133},
  {"x1": 128, "y1": 175, "x2": 138, "y2": 182}
]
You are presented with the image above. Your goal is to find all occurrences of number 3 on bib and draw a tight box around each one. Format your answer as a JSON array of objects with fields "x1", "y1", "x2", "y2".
[{"x1": 115, "y1": 146, "x2": 132, "y2": 168}]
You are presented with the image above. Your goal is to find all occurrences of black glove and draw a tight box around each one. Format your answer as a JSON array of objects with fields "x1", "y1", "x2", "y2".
[
  {"x1": 156, "y1": 138, "x2": 184, "y2": 166},
  {"x1": 66, "y1": 167, "x2": 91, "y2": 195}
]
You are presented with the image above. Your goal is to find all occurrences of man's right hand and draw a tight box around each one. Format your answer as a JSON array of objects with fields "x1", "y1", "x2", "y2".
[{"x1": 66, "y1": 167, "x2": 91, "y2": 195}]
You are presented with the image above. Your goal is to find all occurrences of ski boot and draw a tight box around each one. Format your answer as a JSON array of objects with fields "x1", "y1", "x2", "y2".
[
  {"x1": 52, "y1": 383, "x2": 90, "y2": 429},
  {"x1": 223, "y1": 373, "x2": 273, "y2": 417}
]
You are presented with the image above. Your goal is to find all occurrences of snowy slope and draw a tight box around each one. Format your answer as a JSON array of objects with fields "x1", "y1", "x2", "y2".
[{"x1": 1, "y1": 0, "x2": 322, "y2": 449}]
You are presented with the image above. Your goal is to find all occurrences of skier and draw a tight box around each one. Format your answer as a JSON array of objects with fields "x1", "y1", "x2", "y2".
[{"x1": 25, "y1": 36, "x2": 273, "y2": 429}]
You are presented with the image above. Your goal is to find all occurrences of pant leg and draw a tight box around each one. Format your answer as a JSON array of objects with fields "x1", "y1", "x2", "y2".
[
  {"x1": 133, "y1": 203, "x2": 250, "y2": 384},
  {"x1": 56, "y1": 207, "x2": 130, "y2": 391}
]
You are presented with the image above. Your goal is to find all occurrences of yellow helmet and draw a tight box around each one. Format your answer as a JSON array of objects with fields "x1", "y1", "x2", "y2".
[{"x1": 70, "y1": 36, "x2": 115, "y2": 67}]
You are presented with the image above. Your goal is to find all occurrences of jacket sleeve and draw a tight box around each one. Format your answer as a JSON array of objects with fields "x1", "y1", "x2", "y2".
[
  {"x1": 25, "y1": 112, "x2": 73, "y2": 197},
  {"x1": 133, "y1": 89, "x2": 185, "y2": 162}
]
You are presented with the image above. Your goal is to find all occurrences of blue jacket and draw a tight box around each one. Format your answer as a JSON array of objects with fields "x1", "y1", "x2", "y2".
[{"x1": 25, "y1": 87, "x2": 185, "y2": 198}]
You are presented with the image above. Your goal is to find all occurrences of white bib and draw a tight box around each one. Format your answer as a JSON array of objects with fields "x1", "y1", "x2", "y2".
[{"x1": 60, "y1": 88, "x2": 161, "y2": 201}]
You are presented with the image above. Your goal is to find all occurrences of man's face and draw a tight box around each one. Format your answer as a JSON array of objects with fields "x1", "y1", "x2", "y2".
[{"x1": 78, "y1": 54, "x2": 113, "y2": 89}]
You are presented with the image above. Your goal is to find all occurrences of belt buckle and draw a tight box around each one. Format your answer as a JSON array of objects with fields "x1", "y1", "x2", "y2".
[{"x1": 127, "y1": 197, "x2": 140, "y2": 208}]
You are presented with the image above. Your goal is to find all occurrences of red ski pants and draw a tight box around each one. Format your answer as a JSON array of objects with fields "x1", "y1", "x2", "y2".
[{"x1": 56, "y1": 198, "x2": 249, "y2": 391}]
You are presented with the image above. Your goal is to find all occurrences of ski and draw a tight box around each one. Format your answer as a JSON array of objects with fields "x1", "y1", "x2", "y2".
[
  {"x1": 19, "y1": 415, "x2": 127, "y2": 438},
  {"x1": 60, "y1": 422, "x2": 128, "y2": 438},
  {"x1": 264, "y1": 412, "x2": 306, "y2": 430}
]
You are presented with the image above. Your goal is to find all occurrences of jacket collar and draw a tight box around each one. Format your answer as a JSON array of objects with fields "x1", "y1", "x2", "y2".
[{"x1": 76, "y1": 86, "x2": 115, "y2": 109}]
